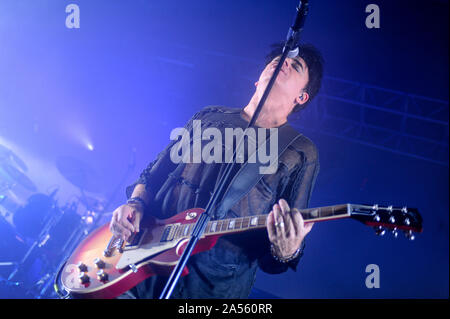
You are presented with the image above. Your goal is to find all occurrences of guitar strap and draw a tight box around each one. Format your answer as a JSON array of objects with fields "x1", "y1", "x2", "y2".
[{"x1": 213, "y1": 124, "x2": 302, "y2": 219}]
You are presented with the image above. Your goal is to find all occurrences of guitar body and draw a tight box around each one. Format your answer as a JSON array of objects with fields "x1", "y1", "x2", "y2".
[
  {"x1": 57, "y1": 203, "x2": 422, "y2": 299},
  {"x1": 60, "y1": 208, "x2": 218, "y2": 299}
]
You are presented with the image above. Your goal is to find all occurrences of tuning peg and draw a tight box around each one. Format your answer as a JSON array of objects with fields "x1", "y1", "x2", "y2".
[
  {"x1": 372, "y1": 204, "x2": 379, "y2": 211},
  {"x1": 404, "y1": 230, "x2": 415, "y2": 241},
  {"x1": 374, "y1": 226, "x2": 386, "y2": 236},
  {"x1": 401, "y1": 206, "x2": 408, "y2": 214},
  {"x1": 391, "y1": 227, "x2": 399, "y2": 238},
  {"x1": 389, "y1": 215, "x2": 396, "y2": 224}
]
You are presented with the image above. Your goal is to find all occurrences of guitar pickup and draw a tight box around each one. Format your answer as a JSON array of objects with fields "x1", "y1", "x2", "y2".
[{"x1": 160, "y1": 224, "x2": 179, "y2": 242}]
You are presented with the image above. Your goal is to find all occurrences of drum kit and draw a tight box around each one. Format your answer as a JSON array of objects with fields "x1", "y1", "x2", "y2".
[{"x1": 0, "y1": 144, "x2": 111, "y2": 298}]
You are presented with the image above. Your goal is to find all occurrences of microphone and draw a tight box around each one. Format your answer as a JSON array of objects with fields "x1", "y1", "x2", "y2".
[{"x1": 285, "y1": 0, "x2": 310, "y2": 58}]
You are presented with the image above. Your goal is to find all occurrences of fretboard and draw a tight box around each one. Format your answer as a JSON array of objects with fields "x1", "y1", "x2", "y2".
[
  {"x1": 202, "y1": 204, "x2": 350, "y2": 236},
  {"x1": 163, "y1": 204, "x2": 350, "y2": 242}
]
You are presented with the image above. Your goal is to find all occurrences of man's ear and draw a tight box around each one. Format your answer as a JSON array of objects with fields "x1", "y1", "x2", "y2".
[{"x1": 295, "y1": 92, "x2": 309, "y2": 105}]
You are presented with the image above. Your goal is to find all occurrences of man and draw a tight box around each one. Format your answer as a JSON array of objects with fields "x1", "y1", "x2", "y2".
[{"x1": 110, "y1": 43, "x2": 324, "y2": 298}]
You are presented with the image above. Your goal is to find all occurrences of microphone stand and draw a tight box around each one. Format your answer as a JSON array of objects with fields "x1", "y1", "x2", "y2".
[{"x1": 159, "y1": 0, "x2": 309, "y2": 299}]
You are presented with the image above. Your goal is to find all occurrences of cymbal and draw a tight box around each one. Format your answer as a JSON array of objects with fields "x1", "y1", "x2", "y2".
[
  {"x1": 0, "y1": 144, "x2": 27, "y2": 172},
  {"x1": 56, "y1": 156, "x2": 100, "y2": 192},
  {"x1": 0, "y1": 163, "x2": 37, "y2": 192}
]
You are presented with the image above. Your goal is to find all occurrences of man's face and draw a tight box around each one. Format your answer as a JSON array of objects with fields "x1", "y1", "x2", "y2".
[{"x1": 256, "y1": 55, "x2": 310, "y2": 110}]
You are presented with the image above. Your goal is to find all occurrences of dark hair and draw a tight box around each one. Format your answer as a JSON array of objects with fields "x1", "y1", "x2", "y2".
[{"x1": 265, "y1": 42, "x2": 324, "y2": 112}]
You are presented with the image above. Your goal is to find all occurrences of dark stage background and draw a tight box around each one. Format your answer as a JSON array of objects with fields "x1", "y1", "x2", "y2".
[{"x1": 0, "y1": 0, "x2": 448, "y2": 298}]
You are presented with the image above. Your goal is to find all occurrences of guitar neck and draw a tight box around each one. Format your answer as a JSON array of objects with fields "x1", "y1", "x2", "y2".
[{"x1": 203, "y1": 204, "x2": 351, "y2": 236}]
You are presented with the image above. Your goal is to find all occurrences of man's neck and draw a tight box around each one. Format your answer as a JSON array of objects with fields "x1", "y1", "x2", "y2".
[{"x1": 242, "y1": 94, "x2": 290, "y2": 128}]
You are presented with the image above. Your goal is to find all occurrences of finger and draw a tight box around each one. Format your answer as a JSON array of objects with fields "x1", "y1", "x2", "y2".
[
  {"x1": 118, "y1": 208, "x2": 136, "y2": 233},
  {"x1": 304, "y1": 221, "x2": 314, "y2": 235},
  {"x1": 132, "y1": 212, "x2": 141, "y2": 233},
  {"x1": 278, "y1": 199, "x2": 292, "y2": 235},
  {"x1": 272, "y1": 204, "x2": 282, "y2": 225},
  {"x1": 266, "y1": 210, "x2": 276, "y2": 242},
  {"x1": 272, "y1": 204, "x2": 287, "y2": 237},
  {"x1": 111, "y1": 222, "x2": 132, "y2": 240},
  {"x1": 110, "y1": 211, "x2": 122, "y2": 232},
  {"x1": 121, "y1": 218, "x2": 135, "y2": 233},
  {"x1": 295, "y1": 210, "x2": 314, "y2": 236},
  {"x1": 112, "y1": 209, "x2": 120, "y2": 223},
  {"x1": 278, "y1": 198, "x2": 290, "y2": 214},
  {"x1": 290, "y1": 208, "x2": 302, "y2": 235}
]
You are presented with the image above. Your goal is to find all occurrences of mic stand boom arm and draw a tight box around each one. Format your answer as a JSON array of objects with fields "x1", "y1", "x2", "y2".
[{"x1": 159, "y1": 0, "x2": 309, "y2": 299}]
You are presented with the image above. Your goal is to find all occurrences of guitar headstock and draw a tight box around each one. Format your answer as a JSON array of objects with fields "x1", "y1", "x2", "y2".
[{"x1": 349, "y1": 204, "x2": 422, "y2": 240}]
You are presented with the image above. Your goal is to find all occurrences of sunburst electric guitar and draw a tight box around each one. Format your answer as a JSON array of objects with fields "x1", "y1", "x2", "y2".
[{"x1": 56, "y1": 204, "x2": 422, "y2": 298}]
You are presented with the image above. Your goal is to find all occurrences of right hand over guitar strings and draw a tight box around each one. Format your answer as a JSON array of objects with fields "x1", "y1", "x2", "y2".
[{"x1": 109, "y1": 204, "x2": 143, "y2": 242}]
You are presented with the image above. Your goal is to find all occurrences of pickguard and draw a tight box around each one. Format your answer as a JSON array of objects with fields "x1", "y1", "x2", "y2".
[{"x1": 115, "y1": 223, "x2": 183, "y2": 269}]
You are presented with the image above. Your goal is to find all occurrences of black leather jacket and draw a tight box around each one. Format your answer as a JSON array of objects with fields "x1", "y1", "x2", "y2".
[{"x1": 126, "y1": 106, "x2": 320, "y2": 298}]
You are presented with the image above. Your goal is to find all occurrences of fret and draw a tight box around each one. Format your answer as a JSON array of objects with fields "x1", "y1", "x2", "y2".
[
  {"x1": 205, "y1": 221, "x2": 211, "y2": 234},
  {"x1": 300, "y1": 204, "x2": 348, "y2": 221},
  {"x1": 257, "y1": 215, "x2": 266, "y2": 227},
  {"x1": 160, "y1": 225, "x2": 170, "y2": 242},
  {"x1": 210, "y1": 221, "x2": 218, "y2": 233},
  {"x1": 187, "y1": 223, "x2": 194, "y2": 236},
  {"x1": 242, "y1": 217, "x2": 250, "y2": 229},
  {"x1": 302, "y1": 208, "x2": 320, "y2": 220},
  {"x1": 235, "y1": 218, "x2": 243, "y2": 229},
  {"x1": 174, "y1": 224, "x2": 182, "y2": 240},
  {"x1": 216, "y1": 220, "x2": 222, "y2": 232},
  {"x1": 179, "y1": 224, "x2": 187, "y2": 238},
  {"x1": 220, "y1": 220, "x2": 227, "y2": 232},
  {"x1": 249, "y1": 216, "x2": 258, "y2": 227},
  {"x1": 228, "y1": 219, "x2": 235, "y2": 230},
  {"x1": 167, "y1": 225, "x2": 176, "y2": 241}
]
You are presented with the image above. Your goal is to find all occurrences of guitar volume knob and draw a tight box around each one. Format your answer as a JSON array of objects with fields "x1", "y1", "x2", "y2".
[
  {"x1": 97, "y1": 269, "x2": 109, "y2": 282},
  {"x1": 94, "y1": 257, "x2": 106, "y2": 269},
  {"x1": 77, "y1": 262, "x2": 88, "y2": 272},
  {"x1": 78, "y1": 272, "x2": 90, "y2": 284}
]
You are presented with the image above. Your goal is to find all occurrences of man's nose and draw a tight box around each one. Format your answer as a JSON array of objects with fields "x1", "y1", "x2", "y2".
[{"x1": 282, "y1": 59, "x2": 290, "y2": 72}]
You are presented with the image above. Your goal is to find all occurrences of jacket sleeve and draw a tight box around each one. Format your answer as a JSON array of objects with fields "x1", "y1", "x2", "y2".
[
  {"x1": 125, "y1": 108, "x2": 209, "y2": 202},
  {"x1": 258, "y1": 137, "x2": 320, "y2": 274}
]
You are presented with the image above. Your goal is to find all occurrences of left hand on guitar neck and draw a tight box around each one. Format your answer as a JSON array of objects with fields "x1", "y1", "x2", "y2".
[{"x1": 267, "y1": 198, "x2": 314, "y2": 260}]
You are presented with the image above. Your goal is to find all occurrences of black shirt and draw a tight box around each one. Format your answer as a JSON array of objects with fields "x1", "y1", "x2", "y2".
[{"x1": 126, "y1": 106, "x2": 320, "y2": 298}]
